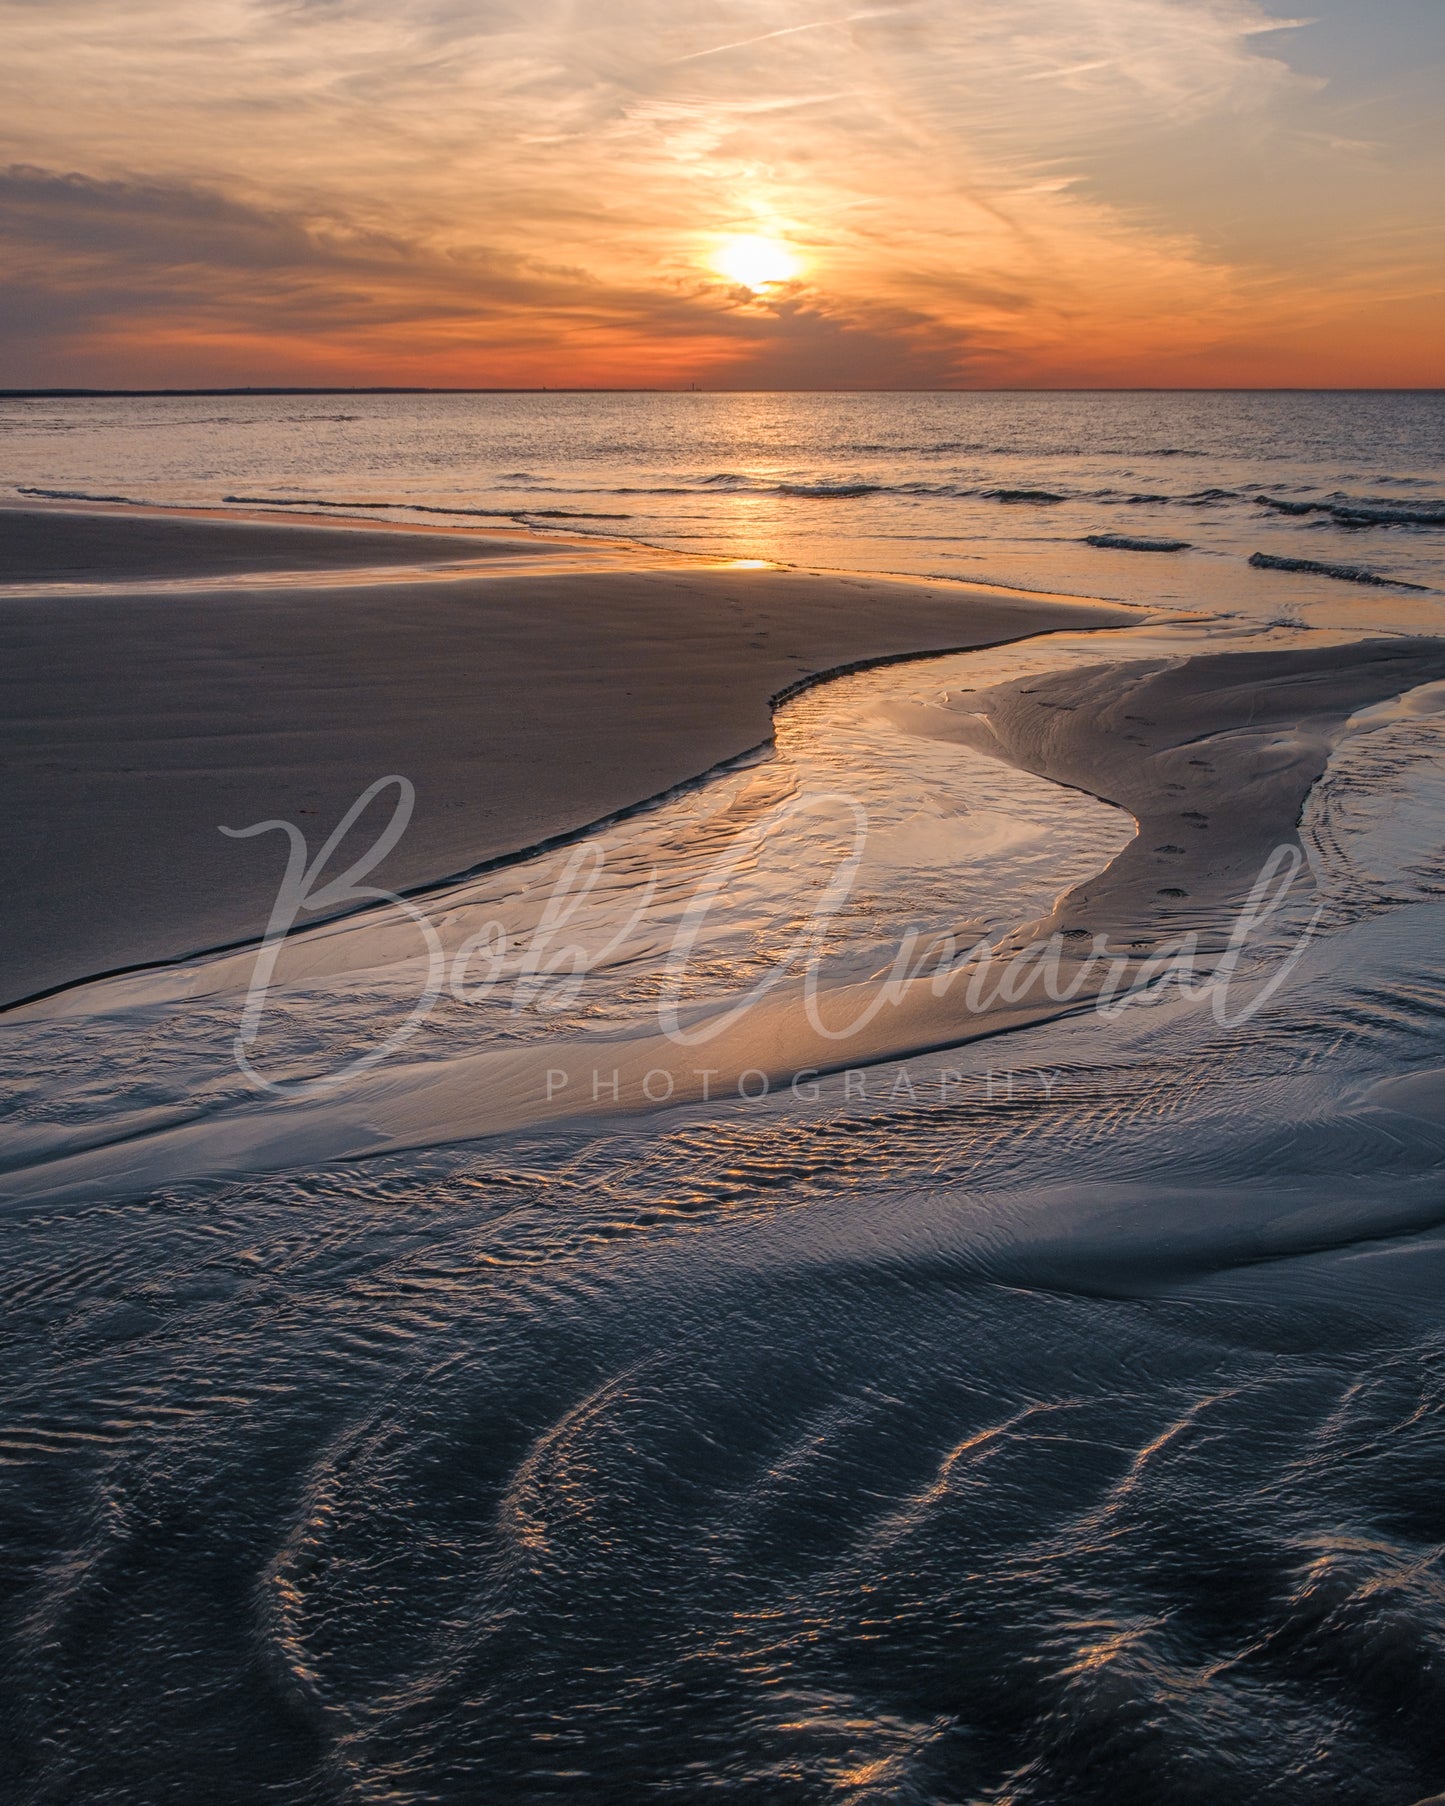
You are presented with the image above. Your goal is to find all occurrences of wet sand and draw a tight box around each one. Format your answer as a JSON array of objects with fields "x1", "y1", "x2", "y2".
[
  {"x1": 8, "y1": 627, "x2": 1445, "y2": 1210},
  {"x1": 0, "y1": 503, "x2": 559, "y2": 584},
  {"x1": 0, "y1": 505, "x2": 1134, "y2": 1006},
  {"x1": 895, "y1": 637, "x2": 1445, "y2": 943}
]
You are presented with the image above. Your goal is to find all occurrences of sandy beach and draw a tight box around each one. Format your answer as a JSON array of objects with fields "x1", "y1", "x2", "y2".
[
  {"x1": 4, "y1": 0, "x2": 1443, "y2": 1777},
  {"x1": 0, "y1": 504, "x2": 1135, "y2": 1005},
  {"x1": 894, "y1": 637, "x2": 1445, "y2": 942},
  {"x1": 4, "y1": 456, "x2": 1445, "y2": 1803},
  {"x1": 8, "y1": 604, "x2": 1444, "y2": 1209}
]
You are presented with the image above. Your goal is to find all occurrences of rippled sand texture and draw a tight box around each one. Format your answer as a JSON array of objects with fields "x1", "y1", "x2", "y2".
[{"x1": 4, "y1": 579, "x2": 1445, "y2": 1801}]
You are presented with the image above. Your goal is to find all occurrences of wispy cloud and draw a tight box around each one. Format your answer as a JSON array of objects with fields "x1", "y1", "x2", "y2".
[
  {"x1": 0, "y1": 0, "x2": 1439, "y2": 385},
  {"x1": 668, "y1": 9, "x2": 903, "y2": 66}
]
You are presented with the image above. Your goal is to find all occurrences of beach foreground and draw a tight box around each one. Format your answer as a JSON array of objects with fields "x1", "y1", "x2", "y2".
[
  {"x1": 3, "y1": 497, "x2": 1445, "y2": 1805},
  {"x1": 0, "y1": 506, "x2": 1133, "y2": 1005}
]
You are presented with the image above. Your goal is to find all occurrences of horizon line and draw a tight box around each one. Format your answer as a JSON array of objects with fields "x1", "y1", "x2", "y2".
[{"x1": 3, "y1": 385, "x2": 1444, "y2": 400}]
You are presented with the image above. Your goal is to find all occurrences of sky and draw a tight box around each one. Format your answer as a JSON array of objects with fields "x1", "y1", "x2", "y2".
[{"x1": 1, "y1": 0, "x2": 1441, "y2": 389}]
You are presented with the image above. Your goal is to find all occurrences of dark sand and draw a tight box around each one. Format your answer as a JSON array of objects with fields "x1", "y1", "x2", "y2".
[
  {"x1": 0, "y1": 506, "x2": 1133, "y2": 1005},
  {"x1": 0, "y1": 505, "x2": 554, "y2": 584}
]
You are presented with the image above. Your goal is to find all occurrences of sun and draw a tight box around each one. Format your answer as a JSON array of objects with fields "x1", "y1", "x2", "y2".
[{"x1": 713, "y1": 235, "x2": 802, "y2": 292}]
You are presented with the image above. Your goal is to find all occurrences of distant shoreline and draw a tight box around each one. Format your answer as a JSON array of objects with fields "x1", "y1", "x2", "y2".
[{"x1": 2, "y1": 387, "x2": 1442, "y2": 399}]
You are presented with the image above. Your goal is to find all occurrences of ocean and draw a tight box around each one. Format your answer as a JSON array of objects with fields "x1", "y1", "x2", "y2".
[
  {"x1": 5, "y1": 388, "x2": 1445, "y2": 618},
  {"x1": 3, "y1": 391, "x2": 1445, "y2": 1803}
]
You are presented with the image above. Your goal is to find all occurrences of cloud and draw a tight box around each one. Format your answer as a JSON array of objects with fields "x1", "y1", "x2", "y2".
[
  {"x1": 0, "y1": 166, "x2": 325, "y2": 267},
  {"x1": 0, "y1": 160, "x2": 979, "y2": 386},
  {"x1": 0, "y1": 0, "x2": 1439, "y2": 385}
]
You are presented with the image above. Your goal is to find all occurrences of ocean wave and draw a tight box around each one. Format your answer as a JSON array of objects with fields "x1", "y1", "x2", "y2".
[
  {"x1": 774, "y1": 479, "x2": 1004, "y2": 500},
  {"x1": 839, "y1": 441, "x2": 1211, "y2": 457},
  {"x1": 1086, "y1": 533, "x2": 1191, "y2": 553},
  {"x1": 522, "y1": 507, "x2": 631, "y2": 519},
  {"x1": 15, "y1": 413, "x2": 363, "y2": 431},
  {"x1": 223, "y1": 493, "x2": 400, "y2": 510},
  {"x1": 1248, "y1": 551, "x2": 1429, "y2": 589},
  {"x1": 220, "y1": 494, "x2": 630, "y2": 521},
  {"x1": 848, "y1": 440, "x2": 975, "y2": 455},
  {"x1": 981, "y1": 487, "x2": 1068, "y2": 503},
  {"x1": 489, "y1": 475, "x2": 1284, "y2": 508},
  {"x1": 16, "y1": 484, "x2": 160, "y2": 505},
  {"x1": 1257, "y1": 494, "x2": 1445, "y2": 529},
  {"x1": 776, "y1": 480, "x2": 886, "y2": 499},
  {"x1": 534, "y1": 476, "x2": 1057, "y2": 503},
  {"x1": 11, "y1": 482, "x2": 633, "y2": 523}
]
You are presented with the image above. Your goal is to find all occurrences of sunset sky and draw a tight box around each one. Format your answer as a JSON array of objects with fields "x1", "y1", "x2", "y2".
[{"x1": 2, "y1": 0, "x2": 1441, "y2": 389}]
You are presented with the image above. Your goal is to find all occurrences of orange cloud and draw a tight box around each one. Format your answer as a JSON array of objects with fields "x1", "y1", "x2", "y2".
[{"x1": 1, "y1": 0, "x2": 1440, "y2": 387}]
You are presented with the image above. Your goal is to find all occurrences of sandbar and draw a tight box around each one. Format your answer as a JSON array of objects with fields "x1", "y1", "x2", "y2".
[{"x1": 0, "y1": 504, "x2": 1134, "y2": 1005}]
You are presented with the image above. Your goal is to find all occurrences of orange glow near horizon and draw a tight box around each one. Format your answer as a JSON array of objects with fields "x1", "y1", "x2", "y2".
[{"x1": 0, "y1": 1, "x2": 1440, "y2": 390}]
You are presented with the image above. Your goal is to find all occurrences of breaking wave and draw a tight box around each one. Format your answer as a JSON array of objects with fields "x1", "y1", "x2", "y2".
[
  {"x1": 1256, "y1": 493, "x2": 1445, "y2": 529},
  {"x1": 1249, "y1": 551, "x2": 1429, "y2": 589}
]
